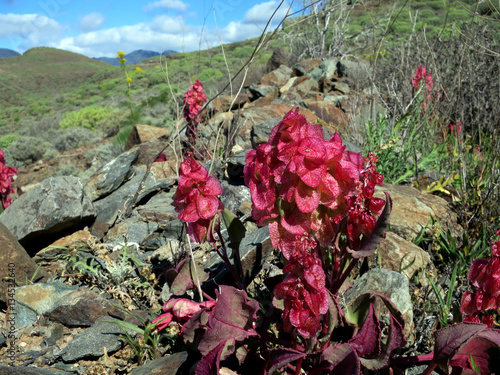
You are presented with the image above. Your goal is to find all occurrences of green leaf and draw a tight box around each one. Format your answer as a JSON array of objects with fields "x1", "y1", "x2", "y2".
[{"x1": 222, "y1": 208, "x2": 246, "y2": 249}]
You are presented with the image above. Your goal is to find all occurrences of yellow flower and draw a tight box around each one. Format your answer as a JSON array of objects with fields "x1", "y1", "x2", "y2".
[
  {"x1": 119, "y1": 58, "x2": 126, "y2": 64},
  {"x1": 136, "y1": 67, "x2": 142, "y2": 73},
  {"x1": 126, "y1": 77, "x2": 132, "y2": 83},
  {"x1": 117, "y1": 51, "x2": 125, "y2": 58}
]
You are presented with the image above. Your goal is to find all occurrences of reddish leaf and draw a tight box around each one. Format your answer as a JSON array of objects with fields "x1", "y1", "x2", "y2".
[
  {"x1": 321, "y1": 343, "x2": 361, "y2": 375},
  {"x1": 166, "y1": 258, "x2": 209, "y2": 295},
  {"x1": 433, "y1": 323, "x2": 500, "y2": 373},
  {"x1": 349, "y1": 303, "x2": 381, "y2": 358},
  {"x1": 450, "y1": 336, "x2": 500, "y2": 374},
  {"x1": 197, "y1": 286, "x2": 259, "y2": 360},
  {"x1": 346, "y1": 293, "x2": 406, "y2": 370},
  {"x1": 195, "y1": 341, "x2": 225, "y2": 375},
  {"x1": 265, "y1": 348, "x2": 307, "y2": 375}
]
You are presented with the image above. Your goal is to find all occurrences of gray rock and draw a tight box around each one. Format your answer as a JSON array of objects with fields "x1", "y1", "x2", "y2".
[
  {"x1": 92, "y1": 166, "x2": 174, "y2": 237},
  {"x1": 344, "y1": 268, "x2": 413, "y2": 342},
  {"x1": 323, "y1": 94, "x2": 349, "y2": 104},
  {"x1": 129, "y1": 351, "x2": 188, "y2": 375},
  {"x1": 248, "y1": 84, "x2": 279, "y2": 100},
  {"x1": 251, "y1": 119, "x2": 281, "y2": 149},
  {"x1": 61, "y1": 316, "x2": 136, "y2": 362},
  {"x1": 0, "y1": 366, "x2": 72, "y2": 375},
  {"x1": 104, "y1": 217, "x2": 160, "y2": 247},
  {"x1": 43, "y1": 288, "x2": 126, "y2": 327},
  {"x1": 0, "y1": 222, "x2": 50, "y2": 304},
  {"x1": 84, "y1": 149, "x2": 139, "y2": 201},
  {"x1": 0, "y1": 176, "x2": 95, "y2": 247},
  {"x1": 10, "y1": 300, "x2": 38, "y2": 329},
  {"x1": 332, "y1": 81, "x2": 350, "y2": 94},
  {"x1": 376, "y1": 231, "x2": 431, "y2": 285},
  {"x1": 375, "y1": 184, "x2": 463, "y2": 244},
  {"x1": 308, "y1": 59, "x2": 337, "y2": 81},
  {"x1": 15, "y1": 282, "x2": 77, "y2": 315},
  {"x1": 220, "y1": 181, "x2": 251, "y2": 214}
]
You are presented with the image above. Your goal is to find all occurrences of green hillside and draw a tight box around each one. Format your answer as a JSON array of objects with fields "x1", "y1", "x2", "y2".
[{"x1": 0, "y1": 47, "x2": 118, "y2": 106}]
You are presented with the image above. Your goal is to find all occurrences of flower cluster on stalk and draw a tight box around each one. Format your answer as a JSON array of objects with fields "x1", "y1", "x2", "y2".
[
  {"x1": 244, "y1": 109, "x2": 385, "y2": 336},
  {"x1": 0, "y1": 150, "x2": 17, "y2": 209},
  {"x1": 173, "y1": 157, "x2": 224, "y2": 243},
  {"x1": 411, "y1": 65, "x2": 433, "y2": 95},
  {"x1": 183, "y1": 80, "x2": 207, "y2": 150},
  {"x1": 461, "y1": 229, "x2": 500, "y2": 327}
]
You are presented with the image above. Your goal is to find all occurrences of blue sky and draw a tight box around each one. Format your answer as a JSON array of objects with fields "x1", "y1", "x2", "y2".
[{"x1": 0, "y1": 0, "x2": 294, "y2": 57}]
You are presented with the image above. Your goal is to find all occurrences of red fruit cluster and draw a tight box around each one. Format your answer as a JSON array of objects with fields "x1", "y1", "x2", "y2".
[
  {"x1": 411, "y1": 65, "x2": 433, "y2": 95},
  {"x1": 346, "y1": 153, "x2": 385, "y2": 249},
  {"x1": 460, "y1": 229, "x2": 500, "y2": 327},
  {"x1": 274, "y1": 251, "x2": 329, "y2": 338},
  {"x1": 173, "y1": 157, "x2": 224, "y2": 243},
  {"x1": 183, "y1": 80, "x2": 207, "y2": 146},
  {"x1": 152, "y1": 298, "x2": 216, "y2": 333},
  {"x1": 244, "y1": 108, "x2": 384, "y2": 259},
  {"x1": 0, "y1": 150, "x2": 17, "y2": 210}
]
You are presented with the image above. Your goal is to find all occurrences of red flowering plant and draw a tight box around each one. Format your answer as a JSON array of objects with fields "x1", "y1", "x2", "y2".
[
  {"x1": 0, "y1": 149, "x2": 17, "y2": 210},
  {"x1": 152, "y1": 109, "x2": 500, "y2": 374},
  {"x1": 183, "y1": 79, "x2": 207, "y2": 158},
  {"x1": 460, "y1": 228, "x2": 500, "y2": 327}
]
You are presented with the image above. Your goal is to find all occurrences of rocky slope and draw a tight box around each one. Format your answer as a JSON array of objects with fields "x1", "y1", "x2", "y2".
[{"x1": 0, "y1": 53, "x2": 463, "y2": 374}]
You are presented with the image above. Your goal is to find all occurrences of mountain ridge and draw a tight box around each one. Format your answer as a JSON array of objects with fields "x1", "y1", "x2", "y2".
[{"x1": 94, "y1": 49, "x2": 176, "y2": 66}]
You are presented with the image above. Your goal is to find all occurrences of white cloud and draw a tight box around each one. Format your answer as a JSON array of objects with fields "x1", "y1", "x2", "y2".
[
  {"x1": 220, "y1": 1, "x2": 290, "y2": 43},
  {"x1": 143, "y1": 0, "x2": 189, "y2": 12},
  {"x1": 244, "y1": 1, "x2": 290, "y2": 24},
  {"x1": 0, "y1": 13, "x2": 64, "y2": 50},
  {"x1": 79, "y1": 12, "x2": 104, "y2": 32},
  {"x1": 53, "y1": 20, "x2": 212, "y2": 57},
  {"x1": 0, "y1": 1, "x2": 290, "y2": 57}
]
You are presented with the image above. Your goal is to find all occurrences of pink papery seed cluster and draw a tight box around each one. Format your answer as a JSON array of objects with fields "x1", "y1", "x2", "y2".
[
  {"x1": 273, "y1": 251, "x2": 329, "y2": 338},
  {"x1": 411, "y1": 65, "x2": 433, "y2": 95},
  {"x1": 244, "y1": 108, "x2": 384, "y2": 259},
  {"x1": 460, "y1": 229, "x2": 500, "y2": 327},
  {"x1": 245, "y1": 109, "x2": 385, "y2": 338},
  {"x1": 0, "y1": 150, "x2": 17, "y2": 209},
  {"x1": 152, "y1": 298, "x2": 216, "y2": 333},
  {"x1": 346, "y1": 153, "x2": 385, "y2": 249},
  {"x1": 183, "y1": 80, "x2": 207, "y2": 147},
  {"x1": 173, "y1": 157, "x2": 224, "y2": 243}
]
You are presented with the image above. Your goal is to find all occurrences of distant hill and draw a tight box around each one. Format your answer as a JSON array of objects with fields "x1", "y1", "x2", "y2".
[
  {"x1": 0, "y1": 47, "x2": 117, "y2": 106},
  {"x1": 0, "y1": 48, "x2": 21, "y2": 59},
  {"x1": 94, "y1": 49, "x2": 176, "y2": 66}
]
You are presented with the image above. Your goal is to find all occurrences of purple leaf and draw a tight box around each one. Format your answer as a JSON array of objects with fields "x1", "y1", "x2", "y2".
[
  {"x1": 195, "y1": 341, "x2": 225, "y2": 375},
  {"x1": 265, "y1": 348, "x2": 307, "y2": 374},
  {"x1": 348, "y1": 303, "x2": 381, "y2": 358},
  {"x1": 198, "y1": 286, "x2": 259, "y2": 360},
  {"x1": 182, "y1": 307, "x2": 211, "y2": 345},
  {"x1": 345, "y1": 293, "x2": 406, "y2": 370},
  {"x1": 166, "y1": 257, "x2": 209, "y2": 295},
  {"x1": 321, "y1": 343, "x2": 361, "y2": 375},
  {"x1": 433, "y1": 323, "x2": 500, "y2": 373},
  {"x1": 349, "y1": 192, "x2": 392, "y2": 259}
]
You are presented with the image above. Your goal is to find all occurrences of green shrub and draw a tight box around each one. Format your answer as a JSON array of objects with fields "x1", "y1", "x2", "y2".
[
  {"x1": 0, "y1": 134, "x2": 20, "y2": 149},
  {"x1": 53, "y1": 127, "x2": 102, "y2": 152},
  {"x1": 196, "y1": 68, "x2": 224, "y2": 82},
  {"x1": 4, "y1": 136, "x2": 59, "y2": 167},
  {"x1": 60, "y1": 105, "x2": 128, "y2": 134}
]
